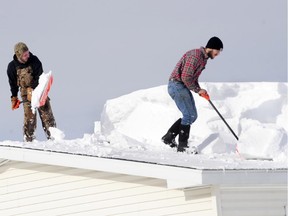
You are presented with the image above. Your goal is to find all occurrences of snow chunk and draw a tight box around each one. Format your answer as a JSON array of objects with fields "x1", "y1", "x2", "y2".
[
  {"x1": 31, "y1": 71, "x2": 52, "y2": 113},
  {"x1": 50, "y1": 127, "x2": 65, "y2": 141},
  {"x1": 238, "y1": 119, "x2": 286, "y2": 160}
]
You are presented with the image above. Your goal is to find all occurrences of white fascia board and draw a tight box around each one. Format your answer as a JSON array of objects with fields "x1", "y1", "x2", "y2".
[
  {"x1": 0, "y1": 146, "x2": 287, "y2": 189},
  {"x1": 0, "y1": 146, "x2": 202, "y2": 183},
  {"x1": 167, "y1": 169, "x2": 288, "y2": 189},
  {"x1": 201, "y1": 169, "x2": 288, "y2": 185}
]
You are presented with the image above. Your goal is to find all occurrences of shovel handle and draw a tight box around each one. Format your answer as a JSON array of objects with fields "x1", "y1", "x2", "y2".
[{"x1": 200, "y1": 92, "x2": 239, "y2": 141}]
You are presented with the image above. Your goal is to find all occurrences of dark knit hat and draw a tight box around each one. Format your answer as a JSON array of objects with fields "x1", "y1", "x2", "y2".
[
  {"x1": 206, "y1": 37, "x2": 223, "y2": 51},
  {"x1": 14, "y1": 42, "x2": 29, "y2": 59}
]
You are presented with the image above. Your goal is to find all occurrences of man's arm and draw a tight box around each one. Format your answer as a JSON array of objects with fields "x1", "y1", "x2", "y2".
[
  {"x1": 7, "y1": 62, "x2": 19, "y2": 97},
  {"x1": 31, "y1": 55, "x2": 43, "y2": 89},
  {"x1": 181, "y1": 55, "x2": 201, "y2": 93}
]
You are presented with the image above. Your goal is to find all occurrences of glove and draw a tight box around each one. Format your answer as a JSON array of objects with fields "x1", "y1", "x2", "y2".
[
  {"x1": 200, "y1": 93, "x2": 210, "y2": 100},
  {"x1": 27, "y1": 87, "x2": 33, "y2": 101},
  {"x1": 199, "y1": 89, "x2": 210, "y2": 101},
  {"x1": 11, "y1": 96, "x2": 20, "y2": 110}
]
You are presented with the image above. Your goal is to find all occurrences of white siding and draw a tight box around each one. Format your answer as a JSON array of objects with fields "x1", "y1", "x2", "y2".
[
  {"x1": 220, "y1": 186, "x2": 288, "y2": 216},
  {"x1": 0, "y1": 161, "x2": 216, "y2": 216},
  {"x1": 184, "y1": 186, "x2": 218, "y2": 215}
]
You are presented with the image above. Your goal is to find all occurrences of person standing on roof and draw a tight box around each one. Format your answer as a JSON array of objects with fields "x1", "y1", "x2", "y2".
[
  {"x1": 7, "y1": 42, "x2": 56, "y2": 142},
  {"x1": 162, "y1": 37, "x2": 223, "y2": 152}
]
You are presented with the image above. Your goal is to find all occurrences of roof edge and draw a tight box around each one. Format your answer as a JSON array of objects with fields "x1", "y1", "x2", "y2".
[{"x1": 0, "y1": 146, "x2": 286, "y2": 189}]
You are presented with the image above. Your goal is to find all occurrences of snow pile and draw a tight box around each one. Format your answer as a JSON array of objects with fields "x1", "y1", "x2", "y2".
[{"x1": 101, "y1": 83, "x2": 287, "y2": 161}]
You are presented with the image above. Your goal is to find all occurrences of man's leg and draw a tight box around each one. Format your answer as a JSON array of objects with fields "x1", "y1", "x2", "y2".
[
  {"x1": 38, "y1": 98, "x2": 56, "y2": 140},
  {"x1": 168, "y1": 81, "x2": 197, "y2": 152},
  {"x1": 161, "y1": 118, "x2": 182, "y2": 148},
  {"x1": 178, "y1": 124, "x2": 190, "y2": 152},
  {"x1": 23, "y1": 101, "x2": 37, "y2": 142}
]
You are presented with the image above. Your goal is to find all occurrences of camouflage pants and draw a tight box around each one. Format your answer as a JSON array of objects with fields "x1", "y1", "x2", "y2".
[{"x1": 22, "y1": 96, "x2": 56, "y2": 142}]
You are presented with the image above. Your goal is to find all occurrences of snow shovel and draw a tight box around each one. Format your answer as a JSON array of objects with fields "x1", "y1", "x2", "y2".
[{"x1": 200, "y1": 93, "x2": 239, "y2": 141}]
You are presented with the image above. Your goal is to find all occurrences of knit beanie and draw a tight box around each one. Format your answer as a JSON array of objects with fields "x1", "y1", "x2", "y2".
[
  {"x1": 206, "y1": 37, "x2": 223, "y2": 51},
  {"x1": 14, "y1": 42, "x2": 29, "y2": 59}
]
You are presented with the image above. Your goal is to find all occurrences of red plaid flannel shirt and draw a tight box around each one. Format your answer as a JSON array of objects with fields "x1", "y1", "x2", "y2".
[{"x1": 169, "y1": 47, "x2": 208, "y2": 93}]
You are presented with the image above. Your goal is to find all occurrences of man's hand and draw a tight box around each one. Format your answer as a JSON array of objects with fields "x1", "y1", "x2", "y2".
[
  {"x1": 198, "y1": 89, "x2": 207, "y2": 95},
  {"x1": 11, "y1": 96, "x2": 20, "y2": 110},
  {"x1": 27, "y1": 87, "x2": 33, "y2": 101},
  {"x1": 198, "y1": 89, "x2": 210, "y2": 100}
]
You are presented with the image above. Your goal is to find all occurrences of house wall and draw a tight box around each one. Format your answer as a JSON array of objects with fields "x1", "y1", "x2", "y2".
[
  {"x1": 220, "y1": 186, "x2": 288, "y2": 216},
  {"x1": 0, "y1": 161, "x2": 216, "y2": 216}
]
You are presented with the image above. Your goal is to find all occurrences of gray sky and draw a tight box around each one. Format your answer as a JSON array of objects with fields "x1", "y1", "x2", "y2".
[{"x1": 1, "y1": 0, "x2": 287, "y2": 141}]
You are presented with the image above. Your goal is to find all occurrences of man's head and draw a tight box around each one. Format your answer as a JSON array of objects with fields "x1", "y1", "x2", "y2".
[
  {"x1": 14, "y1": 42, "x2": 30, "y2": 63},
  {"x1": 205, "y1": 37, "x2": 223, "y2": 59}
]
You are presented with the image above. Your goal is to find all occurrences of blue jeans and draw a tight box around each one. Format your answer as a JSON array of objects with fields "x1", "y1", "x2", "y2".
[{"x1": 168, "y1": 81, "x2": 198, "y2": 125}]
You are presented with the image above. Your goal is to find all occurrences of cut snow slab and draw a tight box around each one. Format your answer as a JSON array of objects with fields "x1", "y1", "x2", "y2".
[{"x1": 31, "y1": 71, "x2": 53, "y2": 113}]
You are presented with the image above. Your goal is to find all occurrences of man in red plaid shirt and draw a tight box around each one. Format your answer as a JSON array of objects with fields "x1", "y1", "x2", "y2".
[{"x1": 162, "y1": 37, "x2": 223, "y2": 152}]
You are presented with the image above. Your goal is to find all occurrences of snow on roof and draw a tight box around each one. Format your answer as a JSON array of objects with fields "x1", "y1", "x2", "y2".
[{"x1": 0, "y1": 82, "x2": 287, "y2": 185}]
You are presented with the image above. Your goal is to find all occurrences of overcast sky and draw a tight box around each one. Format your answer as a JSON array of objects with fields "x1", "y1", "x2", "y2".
[{"x1": 0, "y1": 0, "x2": 287, "y2": 141}]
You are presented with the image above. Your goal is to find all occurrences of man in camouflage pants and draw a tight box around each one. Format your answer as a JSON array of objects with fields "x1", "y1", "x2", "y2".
[{"x1": 7, "y1": 42, "x2": 56, "y2": 142}]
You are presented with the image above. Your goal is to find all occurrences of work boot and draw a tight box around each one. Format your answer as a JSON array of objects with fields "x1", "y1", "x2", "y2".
[
  {"x1": 161, "y1": 118, "x2": 181, "y2": 148},
  {"x1": 177, "y1": 124, "x2": 190, "y2": 152}
]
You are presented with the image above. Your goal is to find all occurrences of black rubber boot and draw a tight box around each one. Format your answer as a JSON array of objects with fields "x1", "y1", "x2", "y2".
[
  {"x1": 161, "y1": 118, "x2": 181, "y2": 148},
  {"x1": 177, "y1": 124, "x2": 190, "y2": 152}
]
